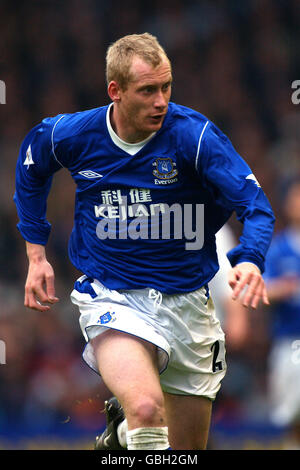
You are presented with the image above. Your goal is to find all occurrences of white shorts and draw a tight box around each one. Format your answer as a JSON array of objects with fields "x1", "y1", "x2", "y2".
[{"x1": 71, "y1": 275, "x2": 227, "y2": 400}]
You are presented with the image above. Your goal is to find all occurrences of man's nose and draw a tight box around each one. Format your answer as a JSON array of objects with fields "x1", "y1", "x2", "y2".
[{"x1": 154, "y1": 90, "x2": 167, "y2": 108}]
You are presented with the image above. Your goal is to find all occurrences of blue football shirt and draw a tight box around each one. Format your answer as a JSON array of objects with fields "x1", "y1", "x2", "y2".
[{"x1": 14, "y1": 102, "x2": 275, "y2": 293}]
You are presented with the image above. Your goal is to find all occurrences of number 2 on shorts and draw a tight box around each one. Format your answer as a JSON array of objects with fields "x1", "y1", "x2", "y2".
[{"x1": 211, "y1": 340, "x2": 224, "y2": 373}]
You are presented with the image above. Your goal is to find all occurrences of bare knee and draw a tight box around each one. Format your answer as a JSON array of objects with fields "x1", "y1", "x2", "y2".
[{"x1": 126, "y1": 395, "x2": 166, "y2": 428}]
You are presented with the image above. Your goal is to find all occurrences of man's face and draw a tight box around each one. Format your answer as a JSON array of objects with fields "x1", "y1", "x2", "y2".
[{"x1": 114, "y1": 56, "x2": 172, "y2": 142}]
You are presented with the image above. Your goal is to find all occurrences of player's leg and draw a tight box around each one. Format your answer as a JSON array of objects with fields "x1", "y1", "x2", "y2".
[
  {"x1": 157, "y1": 290, "x2": 225, "y2": 450},
  {"x1": 91, "y1": 329, "x2": 170, "y2": 449},
  {"x1": 163, "y1": 392, "x2": 212, "y2": 450},
  {"x1": 71, "y1": 277, "x2": 172, "y2": 449}
]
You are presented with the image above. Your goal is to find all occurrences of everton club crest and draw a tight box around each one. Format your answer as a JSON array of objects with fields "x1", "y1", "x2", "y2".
[{"x1": 152, "y1": 158, "x2": 178, "y2": 182}]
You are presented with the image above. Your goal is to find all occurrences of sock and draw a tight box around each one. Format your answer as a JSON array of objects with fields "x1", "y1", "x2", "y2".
[
  {"x1": 117, "y1": 418, "x2": 128, "y2": 448},
  {"x1": 126, "y1": 426, "x2": 170, "y2": 450}
]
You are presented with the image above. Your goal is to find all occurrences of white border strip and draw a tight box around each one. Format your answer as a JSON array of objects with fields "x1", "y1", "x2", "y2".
[
  {"x1": 195, "y1": 120, "x2": 209, "y2": 172},
  {"x1": 51, "y1": 115, "x2": 65, "y2": 167}
]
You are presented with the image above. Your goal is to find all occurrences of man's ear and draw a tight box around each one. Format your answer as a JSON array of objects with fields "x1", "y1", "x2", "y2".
[{"x1": 107, "y1": 81, "x2": 122, "y2": 102}]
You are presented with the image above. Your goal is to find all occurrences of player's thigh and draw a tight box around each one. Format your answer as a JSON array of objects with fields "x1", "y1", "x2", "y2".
[
  {"x1": 164, "y1": 392, "x2": 212, "y2": 450},
  {"x1": 91, "y1": 329, "x2": 164, "y2": 418}
]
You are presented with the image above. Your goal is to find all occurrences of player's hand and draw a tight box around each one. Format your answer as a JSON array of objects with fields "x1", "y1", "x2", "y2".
[
  {"x1": 24, "y1": 257, "x2": 59, "y2": 312},
  {"x1": 228, "y1": 262, "x2": 269, "y2": 309}
]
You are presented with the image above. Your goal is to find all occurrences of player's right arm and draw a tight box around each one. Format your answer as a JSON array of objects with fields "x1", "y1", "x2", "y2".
[
  {"x1": 14, "y1": 116, "x2": 65, "y2": 312},
  {"x1": 25, "y1": 241, "x2": 59, "y2": 312}
]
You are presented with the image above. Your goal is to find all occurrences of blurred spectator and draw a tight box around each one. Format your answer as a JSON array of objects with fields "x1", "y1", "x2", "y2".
[{"x1": 264, "y1": 180, "x2": 300, "y2": 449}]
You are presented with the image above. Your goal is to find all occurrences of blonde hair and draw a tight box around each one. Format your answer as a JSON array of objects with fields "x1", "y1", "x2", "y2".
[{"x1": 106, "y1": 33, "x2": 171, "y2": 90}]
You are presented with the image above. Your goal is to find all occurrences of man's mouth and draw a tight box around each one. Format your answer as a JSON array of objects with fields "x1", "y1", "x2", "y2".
[{"x1": 149, "y1": 114, "x2": 165, "y2": 122}]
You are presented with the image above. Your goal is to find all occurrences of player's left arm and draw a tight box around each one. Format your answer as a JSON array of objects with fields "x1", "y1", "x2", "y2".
[
  {"x1": 14, "y1": 117, "x2": 65, "y2": 312},
  {"x1": 197, "y1": 122, "x2": 275, "y2": 308},
  {"x1": 228, "y1": 261, "x2": 269, "y2": 308}
]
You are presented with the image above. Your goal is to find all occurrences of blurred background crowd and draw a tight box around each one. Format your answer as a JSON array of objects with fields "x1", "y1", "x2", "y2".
[{"x1": 0, "y1": 0, "x2": 299, "y2": 449}]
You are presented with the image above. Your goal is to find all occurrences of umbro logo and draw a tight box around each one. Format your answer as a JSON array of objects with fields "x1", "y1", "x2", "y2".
[
  {"x1": 246, "y1": 173, "x2": 261, "y2": 188},
  {"x1": 78, "y1": 170, "x2": 103, "y2": 179},
  {"x1": 23, "y1": 144, "x2": 34, "y2": 169}
]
